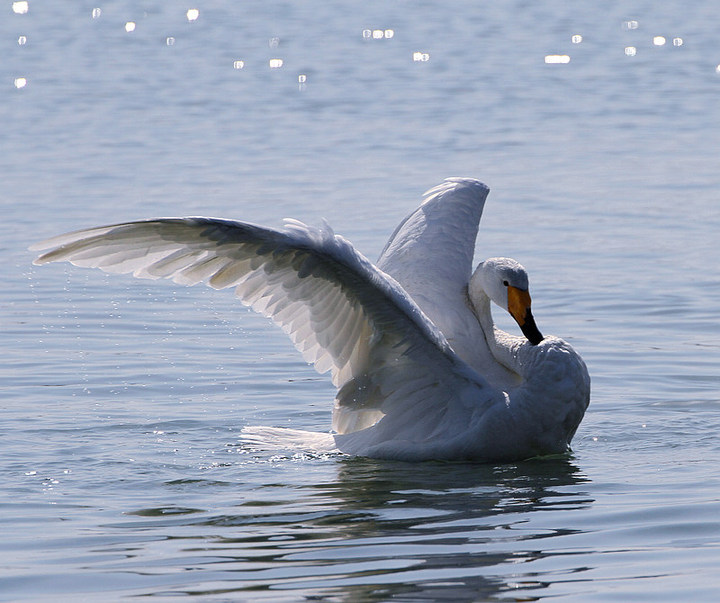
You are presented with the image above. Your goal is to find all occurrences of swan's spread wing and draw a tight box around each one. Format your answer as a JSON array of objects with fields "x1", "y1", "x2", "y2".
[
  {"x1": 32, "y1": 218, "x2": 495, "y2": 435},
  {"x1": 374, "y1": 178, "x2": 503, "y2": 380},
  {"x1": 377, "y1": 178, "x2": 489, "y2": 310}
]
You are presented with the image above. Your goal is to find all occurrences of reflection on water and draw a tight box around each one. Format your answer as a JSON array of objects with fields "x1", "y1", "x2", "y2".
[{"x1": 112, "y1": 455, "x2": 592, "y2": 600}]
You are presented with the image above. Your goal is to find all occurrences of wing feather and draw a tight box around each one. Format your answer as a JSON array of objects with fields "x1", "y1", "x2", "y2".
[
  {"x1": 376, "y1": 178, "x2": 489, "y2": 346},
  {"x1": 377, "y1": 178, "x2": 489, "y2": 292},
  {"x1": 32, "y1": 216, "x2": 497, "y2": 435}
]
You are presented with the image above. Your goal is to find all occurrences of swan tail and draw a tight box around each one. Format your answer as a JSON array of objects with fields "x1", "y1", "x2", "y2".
[{"x1": 240, "y1": 425, "x2": 340, "y2": 454}]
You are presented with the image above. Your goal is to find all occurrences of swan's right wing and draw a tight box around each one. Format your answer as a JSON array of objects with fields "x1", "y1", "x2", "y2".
[{"x1": 32, "y1": 217, "x2": 497, "y2": 435}]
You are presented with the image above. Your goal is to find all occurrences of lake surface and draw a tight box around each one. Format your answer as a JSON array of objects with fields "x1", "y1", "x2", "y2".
[{"x1": 3, "y1": 1, "x2": 720, "y2": 600}]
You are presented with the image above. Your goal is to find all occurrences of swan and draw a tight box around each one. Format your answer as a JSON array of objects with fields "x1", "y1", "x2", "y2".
[{"x1": 30, "y1": 178, "x2": 590, "y2": 462}]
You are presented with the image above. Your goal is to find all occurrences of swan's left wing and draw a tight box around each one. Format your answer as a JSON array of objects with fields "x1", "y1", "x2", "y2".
[
  {"x1": 377, "y1": 178, "x2": 489, "y2": 313},
  {"x1": 32, "y1": 217, "x2": 497, "y2": 439}
]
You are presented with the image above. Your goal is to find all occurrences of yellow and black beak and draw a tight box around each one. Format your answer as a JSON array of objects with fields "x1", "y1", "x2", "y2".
[{"x1": 507, "y1": 286, "x2": 544, "y2": 345}]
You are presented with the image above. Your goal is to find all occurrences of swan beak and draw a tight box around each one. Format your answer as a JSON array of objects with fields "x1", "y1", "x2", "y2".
[{"x1": 507, "y1": 286, "x2": 544, "y2": 345}]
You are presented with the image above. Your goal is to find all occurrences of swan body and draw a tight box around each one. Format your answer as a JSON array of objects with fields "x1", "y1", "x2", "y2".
[{"x1": 31, "y1": 178, "x2": 590, "y2": 462}]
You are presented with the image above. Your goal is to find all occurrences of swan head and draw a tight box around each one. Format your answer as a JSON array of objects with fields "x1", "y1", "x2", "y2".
[{"x1": 469, "y1": 257, "x2": 544, "y2": 345}]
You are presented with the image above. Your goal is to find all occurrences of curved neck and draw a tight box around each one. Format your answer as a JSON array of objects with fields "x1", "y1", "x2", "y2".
[{"x1": 470, "y1": 289, "x2": 525, "y2": 378}]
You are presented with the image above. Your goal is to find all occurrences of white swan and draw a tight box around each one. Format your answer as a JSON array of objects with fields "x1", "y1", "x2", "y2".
[{"x1": 31, "y1": 178, "x2": 590, "y2": 462}]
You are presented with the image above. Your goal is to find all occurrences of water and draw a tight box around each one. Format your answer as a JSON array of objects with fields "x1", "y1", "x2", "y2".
[{"x1": 2, "y1": 1, "x2": 720, "y2": 600}]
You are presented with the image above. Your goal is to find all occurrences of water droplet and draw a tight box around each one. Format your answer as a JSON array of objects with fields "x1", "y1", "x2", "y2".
[
  {"x1": 14, "y1": 77, "x2": 27, "y2": 88},
  {"x1": 269, "y1": 58, "x2": 283, "y2": 69},
  {"x1": 544, "y1": 54, "x2": 570, "y2": 64},
  {"x1": 653, "y1": 36, "x2": 666, "y2": 46},
  {"x1": 233, "y1": 60, "x2": 245, "y2": 70},
  {"x1": 624, "y1": 46, "x2": 637, "y2": 57},
  {"x1": 571, "y1": 34, "x2": 583, "y2": 44},
  {"x1": 12, "y1": 1, "x2": 29, "y2": 15},
  {"x1": 17, "y1": 35, "x2": 27, "y2": 45},
  {"x1": 186, "y1": 8, "x2": 199, "y2": 22},
  {"x1": 91, "y1": 7, "x2": 101, "y2": 19},
  {"x1": 125, "y1": 21, "x2": 136, "y2": 33}
]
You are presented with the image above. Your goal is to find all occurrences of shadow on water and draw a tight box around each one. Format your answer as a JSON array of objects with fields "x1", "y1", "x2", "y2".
[{"x1": 118, "y1": 455, "x2": 593, "y2": 601}]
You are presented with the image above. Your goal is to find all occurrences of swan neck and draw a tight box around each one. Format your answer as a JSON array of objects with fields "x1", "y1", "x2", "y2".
[
  {"x1": 470, "y1": 286, "x2": 524, "y2": 377},
  {"x1": 472, "y1": 289, "x2": 494, "y2": 336}
]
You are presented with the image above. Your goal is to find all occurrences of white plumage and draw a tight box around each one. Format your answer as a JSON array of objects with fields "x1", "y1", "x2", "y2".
[{"x1": 31, "y1": 178, "x2": 590, "y2": 461}]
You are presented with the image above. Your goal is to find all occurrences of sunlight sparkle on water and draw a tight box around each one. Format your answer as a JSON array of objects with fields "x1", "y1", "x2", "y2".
[
  {"x1": 18, "y1": 35, "x2": 27, "y2": 45},
  {"x1": 653, "y1": 36, "x2": 666, "y2": 46},
  {"x1": 544, "y1": 54, "x2": 571, "y2": 64},
  {"x1": 91, "y1": 7, "x2": 101, "y2": 19},
  {"x1": 673, "y1": 37, "x2": 683, "y2": 46},
  {"x1": 14, "y1": 77, "x2": 27, "y2": 89},
  {"x1": 413, "y1": 52, "x2": 430, "y2": 62},
  {"x1": 624, "y1": 20, "x2": 639, "y2": 30},
  {"x1": 625, "y1": 46, "x2": 637, "y2": 56},
  {"x1": 186, "y1": 9, "x2": 199, "y2": 22},
  {"x1": 269, "y1": 59, "x2": 284, "y2": 69},
  {"x1": 572, "y1": 34, "x2": 583, "y2": 44},
  {"x1": 125, "y1": 22, "x2": 136, "y2": 33},
  {"x1": 364, "y1": 29, "x2": 394, "y2": 40},
  {"x1": 166, "y1": 37, "x2": 175, "y2": 46},
  {"x1": 233, "y1": 60, "x2": 245, "y2": 70},
  {"x1": 12, "y1": 1, "x2": 29, "y2": 14}
]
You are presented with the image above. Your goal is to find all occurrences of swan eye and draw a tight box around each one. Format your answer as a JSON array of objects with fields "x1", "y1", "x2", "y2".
[{"x1": 503, "y1": 280, "x2": 509, "y2": 287}]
